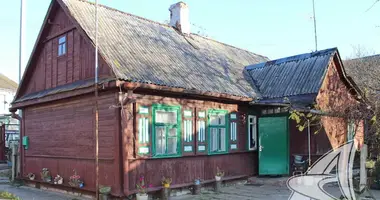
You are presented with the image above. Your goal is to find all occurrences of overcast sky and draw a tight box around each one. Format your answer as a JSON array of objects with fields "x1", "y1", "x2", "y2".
[{"x1": 0, "y1": 0, "x2": 379, "y2": 83}]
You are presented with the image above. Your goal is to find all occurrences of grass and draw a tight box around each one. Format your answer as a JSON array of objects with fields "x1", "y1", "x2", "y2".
[{"x1": 0, "y1": 191, "x2": 20, "y2": 200}]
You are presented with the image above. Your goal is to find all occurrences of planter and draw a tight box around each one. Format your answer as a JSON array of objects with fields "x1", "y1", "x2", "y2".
[
  {"x1": 215, "y1": 176, "x2": 222, "y2": 181},
  {"x1": 163, "y1": 183, "x2": 170, "y2": 188},
  {"x1": 136, "y1": 194, "x2": 149, "y2": 200},
  {"x1": 371, "y1": 183, "x2": 380, "y2": 190},
  {"x1": 161, "y1": 187, "x2": 170, "y2": 200},
  {"x1": 193, "y1": 184, "x2": 201, "y2": 195},
  {"x1": 99, "y1": 193, "x2": 109, "y2": 200},
  {"x1": 214, "y1": 181, "x2": 222, "y2": 193}
]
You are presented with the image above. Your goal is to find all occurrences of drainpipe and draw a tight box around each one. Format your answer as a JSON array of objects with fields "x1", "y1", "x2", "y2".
[
  {"x1": 10, "y1": 111, "x2": 22, "y2": 180},
  {"x1": 307, "y1": 119, "x2": 311, "y2": 167}
]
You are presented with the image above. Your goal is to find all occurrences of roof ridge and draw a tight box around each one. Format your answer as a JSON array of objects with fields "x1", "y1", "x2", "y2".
[
  {"x1": 245, "y1": 47, "x2": 337, "y2": 71},
  {"x1": 68, "y1": 0, "x2": 173, "y2": 28},
  {"x1": 191, "y1": 33, "x2": 269, "y2": 60},
  {"x1": 65, "y1": 0, "x2": 267, "y2": 60},
  {"x1": 345, "y1": 53, "x2": 380, "y2": 61}
]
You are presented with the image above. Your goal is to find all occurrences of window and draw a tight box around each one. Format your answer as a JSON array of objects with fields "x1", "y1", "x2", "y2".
[
  {"x1": 58, "y1": 36, "x2": 66, "y2": 56},
  {"x1": 248, "y1": 115, "x2": 257, "y2": 150},
  {"x1": 153, "y1": 105, "x2": 181, "y2": 157},
  {"x1": 347, "y1": 121, "x2": 356, "y2": 141},
  {"x1": 208, "y1": 110, "x2": 228, "y2": 154},
  {"x1": 138, "y1": 106, "x2": 150, "y2": 155},
  {"x1": 197, "y1": 111, "x2": 206, "y2": 142},
  {"x1": 230, "y1": 113, "x2": 237, "y2": 142},
  {"x1": 138, "y1": 118, "x2": 149, "y2": 143},
  {"x1": 183, "y1": 110, "x2": 193, "y2": 142}
]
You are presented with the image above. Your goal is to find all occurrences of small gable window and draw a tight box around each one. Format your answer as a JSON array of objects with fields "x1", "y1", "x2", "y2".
[{"x1": 58, "y1": 36, "x2": 66, "y2": 56}]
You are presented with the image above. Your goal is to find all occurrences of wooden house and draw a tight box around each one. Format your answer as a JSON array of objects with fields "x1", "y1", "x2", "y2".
[{"x1": 10, "y1": 0, "x2": 364, "y2": 197}]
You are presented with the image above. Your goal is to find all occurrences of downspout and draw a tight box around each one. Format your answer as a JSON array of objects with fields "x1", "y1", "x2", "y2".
[
  {"x1": 11, "y1": 111, "x2": 22, "y2": 179},
  {"x1": 307, "y1": 119, "x2": 311, "y2": 167},
  {"x1": 118, "y1": 88, "x2": 127, "y2": 197}
]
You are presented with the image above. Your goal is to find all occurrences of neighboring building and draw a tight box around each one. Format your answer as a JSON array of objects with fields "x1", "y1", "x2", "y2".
[
  {"x1": 344, "y1": 54, "x2": 380, "y2": 99},
  {"x1": 10, "y1": 0, "x2": 364, "y2": 197},
  {"x1": 0, "y1": 74, "x2": 19, "y2": 147}
]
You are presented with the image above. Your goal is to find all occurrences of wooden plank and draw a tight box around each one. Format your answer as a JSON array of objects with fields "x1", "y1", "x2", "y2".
[{"x1": 42, "y1": 25, "x2": 75, "y2": 43}]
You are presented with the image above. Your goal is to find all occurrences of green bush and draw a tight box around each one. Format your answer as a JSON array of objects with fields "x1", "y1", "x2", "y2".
[{"x1": 0, "y1": 191, "x2": 20, "y2": 200}]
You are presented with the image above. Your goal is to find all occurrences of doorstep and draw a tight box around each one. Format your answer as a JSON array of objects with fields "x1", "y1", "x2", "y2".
[{"x1": 247, "y1": 176, "x2": 290, "y2": 187}]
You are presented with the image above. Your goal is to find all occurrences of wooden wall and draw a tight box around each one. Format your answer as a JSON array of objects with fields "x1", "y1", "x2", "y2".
[
  {"x1": 22, "y1": 92, "x2": 122, "y2": 196},
  {"x1": 121, "y1": 93, "x2": 258, "y2": 195},
  {"x1": 18, "y1": 3, "x2": 112, "y2": 98},
  {"x1": 316, "y1": 57, "x2": 364, "y2": 149}
]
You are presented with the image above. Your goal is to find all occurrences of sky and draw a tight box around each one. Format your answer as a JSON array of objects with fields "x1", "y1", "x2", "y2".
[{"x1": 0, "y1": 0, "x2": 379, "y2": 83}]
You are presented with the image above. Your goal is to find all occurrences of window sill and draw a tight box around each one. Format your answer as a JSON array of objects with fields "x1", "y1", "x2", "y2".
[
  {"x1": 129, "y1": 150, "x2": 256, "y2": 160},
  {"x1": 57, "y1": 54, "x2": 67, "y2": 59}
]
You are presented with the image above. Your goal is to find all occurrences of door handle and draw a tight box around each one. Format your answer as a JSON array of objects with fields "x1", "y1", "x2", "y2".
[{"x1": 259, "y1": 145, "x2": 264, "y2": 152}]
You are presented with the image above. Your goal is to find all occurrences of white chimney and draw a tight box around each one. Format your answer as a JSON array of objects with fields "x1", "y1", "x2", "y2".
[{"x1": 169, "y1": 2, "x2": 190, "y2": 35}]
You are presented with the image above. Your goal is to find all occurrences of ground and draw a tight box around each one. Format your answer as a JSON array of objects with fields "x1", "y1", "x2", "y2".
[{"x1": 171, "y1": 184, "x2": 380, "y2": 200}]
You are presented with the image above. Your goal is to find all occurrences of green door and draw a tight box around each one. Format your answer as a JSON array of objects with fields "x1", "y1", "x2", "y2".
[{"x1": 258, "y1": 116, "x2": 289, "y2": 175}]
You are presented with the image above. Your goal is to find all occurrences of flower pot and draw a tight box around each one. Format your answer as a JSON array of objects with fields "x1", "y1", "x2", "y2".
[
  {"x1": 163, "y1": 183, "x2": 170, "y2": 188},
  {"x1": 193, "y1": 184, "x2": 201, "y2": 195},
  {"x1": 161, "y1": 187, "x2": 170, "y2": 200},
  {"x1": 215, "y1": 176, "x2": 222, "y2": 181},
  {"x1": 99, "y1": 193, "x2": 110, "y2": 200},
  {"x1": 214, "y1": 180, "x2": 222, "y2": 193},
  {"x1": 29, "y1": 177, "x2": 35, "y2": 180},
  {"x1": 136, "y1": 194, "x2": 148, "y2": 200}
]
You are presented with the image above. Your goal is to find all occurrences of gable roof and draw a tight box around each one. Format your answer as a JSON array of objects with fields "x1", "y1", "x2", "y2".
[
  {"x1": 59, "y1": 0, "x2": 268, "y2": 98},
  {"x1": 344, "y1": 54, "x2": 380, "y2": 96},
  {"x1": 0, "y1": 74, "x2": 18, "y2": 92},
  {"x1": 245, "y1": 48, "x2": 338, "y2": 104}
]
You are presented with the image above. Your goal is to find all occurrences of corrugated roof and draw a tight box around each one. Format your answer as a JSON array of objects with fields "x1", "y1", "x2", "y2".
[
  {"x1": 245, "y1": 48, "x2": 337, "y2": 101},
  {"x1": 0, "y1": 74, "x2": 18, "y2": 92},
  {"x1": 60, "y1": 0, "x2": 268, "y2": 98}
]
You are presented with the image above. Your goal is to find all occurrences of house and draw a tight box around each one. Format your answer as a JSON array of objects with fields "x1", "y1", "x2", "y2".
[
  {"x1": 344, "y1": 54, "x2": 380, "y2": 156},
  {"x1": 344, "y1": 54, "x2": 380, "y2": 99},
  {"x1": 10, "y1": 0, "x2": 364, "y2": 197},
  {"x1": 0, "y1": 74, "x2": 19, "y2": 150}
]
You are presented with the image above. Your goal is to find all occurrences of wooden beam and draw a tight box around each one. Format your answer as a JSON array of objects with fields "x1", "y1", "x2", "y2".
[{"x1": 43, "y1": 25, "x2": 76, "y2": 43}]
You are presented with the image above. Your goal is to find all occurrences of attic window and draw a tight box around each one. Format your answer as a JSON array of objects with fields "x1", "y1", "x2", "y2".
[{"x1": 58, "y1": 36, "x2": 66, "y2": 56}]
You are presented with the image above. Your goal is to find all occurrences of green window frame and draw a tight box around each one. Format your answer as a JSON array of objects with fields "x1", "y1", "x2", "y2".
[
  {"x1": 208, "y1": 109, "x2": 228, "y2": 154},
  {"x1": 152, "y1": 104, "x2": 181, "y2": 158}
]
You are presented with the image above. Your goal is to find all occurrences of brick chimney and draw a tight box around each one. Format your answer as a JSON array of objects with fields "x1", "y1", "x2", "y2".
[{"x1": 169, "y1": 2, "x2": 190, "y2": 35}]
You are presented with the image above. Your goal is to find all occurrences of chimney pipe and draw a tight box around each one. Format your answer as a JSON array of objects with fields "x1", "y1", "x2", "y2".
[{"x1": 169, "y1": 2, "x2": 190, "y2": 35}]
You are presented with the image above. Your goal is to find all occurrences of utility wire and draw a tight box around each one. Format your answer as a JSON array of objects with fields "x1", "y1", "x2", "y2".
[{"x1": 365, "y1": 0, "x2": 379, "y2": 12}]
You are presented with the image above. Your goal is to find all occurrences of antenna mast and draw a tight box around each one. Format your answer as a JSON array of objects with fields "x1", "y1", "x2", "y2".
[{"x1": 312, "y1": 0, "x2": 318, "y2": 51}]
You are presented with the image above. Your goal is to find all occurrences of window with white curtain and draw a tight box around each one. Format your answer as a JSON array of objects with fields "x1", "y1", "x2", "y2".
[
  {"x1": 209, "y1": 110, "x2": 228, "y2": 153},
  {"x1": 153, "y1": 105, "x2": 180, "y2": 157},
  {"x1": 248, "y1": 115, "x2": 257, "y2": 150}
]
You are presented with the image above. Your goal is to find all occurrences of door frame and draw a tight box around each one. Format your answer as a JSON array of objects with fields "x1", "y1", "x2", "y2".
[{"x1": 258, "y1": 113, "x2": 290, "y2": 175}]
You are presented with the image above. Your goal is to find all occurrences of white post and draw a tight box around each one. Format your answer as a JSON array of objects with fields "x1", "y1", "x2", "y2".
[
  {"x1": 94, "y1": 1, "x2": 99, "y2": 199},
  {"x1": 308, "y1": 119, "x2": 311, "y2": 167},
  {"x1": 360, "y1": 144, "x2": 368, "y2": 190},
  {"x1": 18, "y1": 0, "x2": 26, "y2": 83}
]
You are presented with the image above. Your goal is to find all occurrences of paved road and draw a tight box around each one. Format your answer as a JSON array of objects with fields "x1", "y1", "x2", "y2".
[
  {"x1": 172, "y1": 184, "x2": 380, "y2": 200},
  {"x1": 0, "y1": 184, "x2": 91, "y2": 200}
]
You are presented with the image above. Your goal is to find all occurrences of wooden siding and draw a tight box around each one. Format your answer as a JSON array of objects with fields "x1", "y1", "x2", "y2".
[
  {"x1": 121, "y1": 93, "x2": 257, "y2": 194},
  {"x1": 316, "y1": 59, "x2": 364, "y2": 149},
  {"x1": 18, "y1": 4, "x2": 112, "y2": 98},
  {"x1": 22, "y1": 92, "x2": 122, "y2": 196}
]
